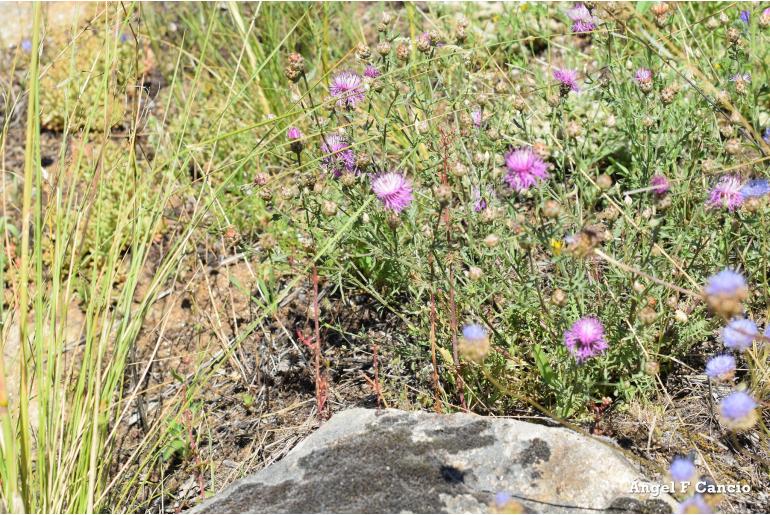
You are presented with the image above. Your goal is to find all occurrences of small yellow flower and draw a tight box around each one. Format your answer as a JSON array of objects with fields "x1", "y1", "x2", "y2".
[{"x1": 550, "y1": 238, "x2": 564, "y2": 256}]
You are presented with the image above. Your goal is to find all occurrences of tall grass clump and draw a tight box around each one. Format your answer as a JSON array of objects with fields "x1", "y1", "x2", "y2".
[{"x1": 0, "y1": 4, "x2": 225, "y2": 512}]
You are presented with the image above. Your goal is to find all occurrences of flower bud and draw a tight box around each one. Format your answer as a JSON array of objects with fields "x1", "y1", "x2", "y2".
[
  {"x1": 484, "y1": 234, "x2": 500, "y2": 248},
  {"x1": 467, "y1": 266, "x2": 483, "y2": 281},
  {"x1": 376, "y1": 41, "x2": 392, "y2": 56},
  {"x1": 597, "y1": 174, "x2": 613, "y2": 190},
  {"x1": 322, "y1": 201, "x2": 338, "y2": 216},
  {"x1": 551, "y1": 288, "x2": 567, "y2": 306}
]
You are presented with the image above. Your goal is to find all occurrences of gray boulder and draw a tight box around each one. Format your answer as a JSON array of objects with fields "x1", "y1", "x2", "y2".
[{"x1": 191, "y1": 408, "x2": 673, "y2": 513}]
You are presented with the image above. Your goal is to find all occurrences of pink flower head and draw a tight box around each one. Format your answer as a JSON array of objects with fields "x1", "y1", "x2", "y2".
[
  {"x1": 635, "y1": 68, "x2": 653, "y2": 84},
  {"x1": 567, "y1": 3, "x2": 598, "y2": 33},
  {"x1": 287, "y1": 127, "x2": 302, "y2": 141},
  {"x1": 553, "y1": 68, "x2": 580, "y2": 93},
  {"x1": 650, "y1": 174, "x2": 670, "y2": 195},
  {"x1": 564, "y1": 316, "x2": 608, "y2": 362},
  {"x1": 707, "y1": 175, "x2": 744, "y2": 211},
  {"x1": 371, "y1": 171, "x2": 413, "y2": 213},
  {"x1": 503, "y1": 147, "x2": 550, "y2": 192},
  {"x1": 329, "y1": 71, "x2": 366, "y2": 109},
  {"x1": 363, "y1": 65, "x2": 381, "y2": 79},
  {"x1": 320, "y1": 133, "x2": 356, "y2": 177}
]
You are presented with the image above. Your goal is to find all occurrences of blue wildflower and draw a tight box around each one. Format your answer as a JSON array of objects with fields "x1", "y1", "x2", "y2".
[
  {"x1": 669, "y1": 456, "x2": 696, "y2": 483},
  {"x1": 718, "y1": 391, "x2": 758, "y2": 431},
  {"x1": 462, "y1": 324, "x2": 488, "y2": 341},
  {"x1": 705, "y1": 354, "x2": 736, "y2": 381},
  {"x1": 722, "y1": 318, "x2": 758, "y2": 351},
  {"x1": 704, "y1": 269, "x2": 746, "y2": 297},
  {"x1": 740, "y1": 179, "x2": 770, "y2": 198},
  {"x1": 740, "y1": 10, "x2": 750, "y2": 24}
]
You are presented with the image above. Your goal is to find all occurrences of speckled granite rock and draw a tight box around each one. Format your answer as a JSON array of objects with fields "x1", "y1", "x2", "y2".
[{"x1": 191, "y1": 408, "x2": 674, "y2": 514}]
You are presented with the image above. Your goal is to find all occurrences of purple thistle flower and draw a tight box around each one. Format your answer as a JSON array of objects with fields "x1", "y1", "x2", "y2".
[
  {"x1": 320, "y1": 133, "x2": 356, "y2": 177},
  {"x1": 329, "y1": 71, "x2": 366, "y2": 109},
  {"x1": 740, "y1": 178, "x2": 770, "y2": 198},
  {"x1": 287, "y1": 127, "x2": 302, "y2": 140},
  {"x1": 635, "y1": 67, "x2": 653, "y2": 84},
  {"x1": 371, "y1": 171, "x2": 413, "y2": 213},
  {"x1": 650, "y1": 174, "x2": 670, "y2": 195},
  {"x1": 707, "y1": 175, "x2": 744, "y2": 211},
  {"x1": 677, "y1": 495, "x2": 713, "y2": 514},
  {"x1": 564, "y1": 316, "x2": 608, "y2": 362},
  {"x1": 503, "y1": 147, "x2": 550, "y2": 192},
  {"x1": 363, "y1": 65, "x2": 381, "y2": 79},
  {"x1": 718, "y1": 390, "x2": 758, "y2": 430},
  {"x1": 705, "y1": 268, "x2": 746, "y2": 297},
  {"x1": 705, "y1": 354, "x2": 737, "y2": 381},
  {"x1": 722, "y1": 318, "x2": 758, "y2": 351},
  {"x1": 287, "y1": 127, "x2": 303, "y2": 153},
  {"x1": 669, "y1": 457, "x2": 696, "y2": 483},
  {"x1": 567, "y1": 3, "x2": 597, "y2": 33},
  {"x1": 553, "y1": 68, "x2": 580, "y2": 93},
  {"x1": 740, "y1": 10, "x2": 750, "y2": 24}
]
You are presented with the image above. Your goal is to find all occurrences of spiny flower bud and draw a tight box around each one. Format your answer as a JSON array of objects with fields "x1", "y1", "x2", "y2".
[
  {"x1": 760, "y1": 9, "x2": 770, "y2": 27},
  {"x1": 356, "y1": 42, "x2": 371, "y2": 61},
  {"x1": 396, "y1": 42, "x2": 410, "y2": 62},
  {"x1": 284, "y1": 65, "x2": 301, "y2": 83},
  {"x1": 467, "y1": 266, "x2": 483, "y2": 281},
  {"x1": 416, "y1": 33, "x2": 431, "y2": 53},
  {"x1": 551, "y1": 288, "x2": 567, "y2": 306},
  {"x1": 387, "y1": 211, "x2": 401, "y2": 229},
  {"x1": 254, "y1": 172, "x2": 269, "y2": 186},
  {"x1": 455, "y1": 25, "x2": 467, "y2": 44},
  {"x1": 566, "y1": 121, "x2": 583, "y2": 139},
  {"x1": 321, "y1": 200, "x2": 338, "y2": 216},
  {"x1": 566, "y1": 226, "x2": 605, "y2": 257},
  {"x1": 355, "y1": 152, "x2": 370, "y2": 170},
  {"x1": 433, "y1": 183, "x2": 452, "y2": 205},
  {"x1": 451, "y1": 162, "x2": 468, "y2": 177},
  {"x1": 725, "y1": 138, "x2": 741, "y2": 155},
  {"x1": 644, "y1": 360, "x2": 660, "y2": 376},
  {"x1": 484, "y1": 234, "x2": 500, "y2": 248},
  {"x1": 660, "y1": 86, "x2": 678, "y2": 105},
  {"x1": 542, "y1": 199, "x2": 562, "y2": 219},
  {"x1": 512, "y1": 96, "x2": 526, "y2": 112},
  {"x1": 480, "y1": 207, "x2": 497, "y2": 223},
  {"x1": 428, "y1": 30, "x2": 443, "y2": 46},
  {"x1": 727, "y1": 27, "x2": 741, "y2": 45},
  {"x1": 287, "y1": 52, "x2": 305, "y2": 72},
  {"x1": 340, "y1": 172, "x2": 357, "y2": 187},
  {"x1": 376, "y1": 41, "x2": 392, "y2": 56},
  {"x1": 596, "y1": 174, "x2": 613, "y2": 190},
  {"x1": 638, "y1": 306, "x2": 657, "y2": 325}
]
